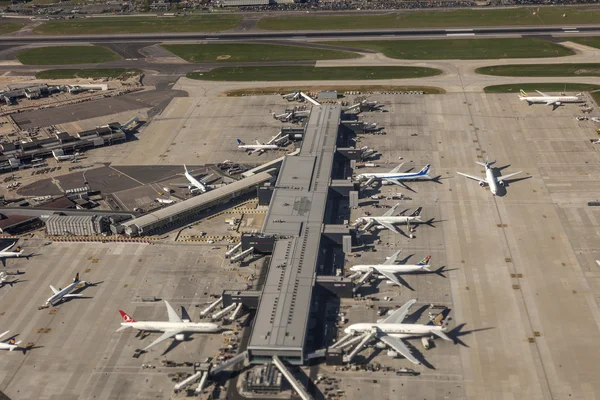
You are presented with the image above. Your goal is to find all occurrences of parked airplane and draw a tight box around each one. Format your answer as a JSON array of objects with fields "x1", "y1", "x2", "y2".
[
  {"x1": 355, "y1": 163, "x2": 432, "y2": 189},
  {"x1": 457, "y1": 160, "x2": 522, "y2": 196},
  {"x1": 171, "y1": 165, "x2": 211, "y2": 194},
  {"x1": 518, "y1": 89, "x2": 582, "y2": 108},
  {"x1": 0, "y1": 331, "x2": 21, "y2": 351},
  {"x1": 0, "y1": 271, "x2": 22, "y2": 287},
  {"x1": 355, "y1": 204, "x2": 424, "y2": 236},
  {"x1": 41, "y1": 273, "x2": 88, "y2": 308},
  {"x1": 0, "y1": 242, "x2": 24, "y2": 267},
  {"x1": 343, "y1": 299, "x2": 452, "y2": 364},
  {"x1": 237, "y1": 139, "x2": 279, "y2": 155},
  {"x1": 349, "y1": 250, "x2": 443, "y2": 290},
  {"x1": 117, "y1": 300, "x2": 220, "y2": 351}
]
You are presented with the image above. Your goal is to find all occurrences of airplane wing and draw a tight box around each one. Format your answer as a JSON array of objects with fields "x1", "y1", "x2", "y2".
[
  {"x1": 545, "y1": 100, "x2": 556, "y2": 106},
  {"x1": 389, "y1": 163, "x2": 405, "y2": 174},
  {"x1": 165, "y1": 301, "x2": 183, "y2": 323},
  {"x1": 375, "y1": 269, "x2": 414, "y2": 290},
  {"x1": 255, "y1": 140, "x2": 262, "y2": 146},
  {"x1": 49, "y1": 285, "x2": 60, "y2": 295},
  {"x1": 0, "y1": 330, "x2": 9, "y2": 340},
  {"x1": 497, "y1": 171, "x2": 522, "y2": 182},
  {"x1": 63, "y1": 294, "x2": 83, "y2": 298},
  {"x1": 378, "y1": 221, "x2": 400, "y2": 234},
  {"x1": 536, "y1": 90, "x2": 550, "y2": 97},
  {"x1": 0, "y1": 242, "x2": 15, "y2": 253},
  {"x1": 251, "y1": 148, "x2": 261, "y2": 154},
  {"x1": 383, "y1": 299, "x2": 417, "y2": 324},
  {"x1": 431, "y1": 329, "x2": 452, "y2": 341},
  {"x1": 457, "y1": 172, "x2": 486, "y2": 184},
  {"x1": 383, "y1": 178, "x2": 407, "y2": 188},
  {"x1": 383, "y1": 249, "x2": 402, "y2": 265},
  {"x1": 200, "y1": 173, "x2": 213, "y2": 183},
  {"x1": 382, "y1": 203, "x2": 400, "y2": 217},
  {"x1": 142, "y1": 330, "x2": 181, "y2": 351},
  {"x1": 379, "y1": 335, "x2": 420, "y2": 365},
  {"x1": 375, "y1": 268, "x2": 403, "y2": 286}
]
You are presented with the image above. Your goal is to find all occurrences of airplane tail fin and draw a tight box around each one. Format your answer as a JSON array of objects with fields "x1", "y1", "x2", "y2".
[
  {"x1": 74, "y1": 273, "x2": 79, "y2": 282},
  {"x1": 419, "y1": 164, "x2": 431, "y2": 175},
  {"x1": 119, "y1": 310, "x2": 136, "y2": 323},
  {"x1": 237, "y1": 139, "x2": 245, "y2": 146},
  {"x1": 184, "y1": 164, "x2": 189, "y2": 173},
  {"x1": 418, "y1": 256, "x2": 431, "y2": 268},
  {"x1": 520, "y1": 89, "x2": 527, "y2": 97},
  {"x1": 410, "y1": 207, "x2": 423, "y2": 217}
]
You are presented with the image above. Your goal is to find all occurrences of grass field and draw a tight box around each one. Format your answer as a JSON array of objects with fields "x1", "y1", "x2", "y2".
[
  {"x1": 187, "y1": 66, "x2": 442, "y2": 81},
  {"x1": 162, "y1": 43, "x2": 359, "y2": 63},
  {"x1": 484, "y1": 83, "x2": 600, "y2": 93},
  {"x1": 0, "y1": 22, "x2": 24, "y2": 35},
  {"x1": 33, "y1": 15, "x2": 242, "y2": 35},
  {"x1": 323, "y1": 38, "x2": 573, "y2": 60},
  {"x1": 258, "y1": 7, "x2": 600, "y2": 30},
  {"x1": 35, "y1": 68, "x2": 141, "y2": 79},
  {"x1": 569, "y1": 37, "x2": 600, "y2": 49},
  {"x1": 592, "y1": 91, "x2": 600, "y2": 106},
  {"x1": 476, "y1": 64, "x2": 600, "y2": 77},
  {"x1": 17, "y1": 46, "x2": 120, "y2": 65},
  {"x1": 226, "y1": 85, "x2": 445, "y2": 96}
]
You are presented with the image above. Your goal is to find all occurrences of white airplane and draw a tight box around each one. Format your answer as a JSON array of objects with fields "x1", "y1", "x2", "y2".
[
  {"x1": 0, "y1": 271, "x2": 22, "y2": 288},
  {"x1": 0, "y1": 242, "x2": 24, "y2": 267},
  {"x1": 518, "y1": 89, "x2": 582, "y2": 108},
  {"x1": 0, "y1": 331, "x2": 21, "y2": 351},
  {"x1": 355, "y1": 204, "x2": 424, "y2": 236},
  {"x1": 237, "y1": 139, "x2": 279, "y2": 155},
  {"x1": 343, "y1": 299, "x2": 452, "y2": 365},
  {"x1": 171, "y1": 165, "x2": 211, "y2": 194},
  {"x1": 457, "y1": 160, "x2": 522, "y2": 196},
  {"x1": 117, "y1": 300, "x2": 220, "y2": 352},
  {"x1": 349, "y1": 250, "x2": 437, "y2": 290},
  {"x1": 355, "y1": 164, "x2": 432, "y2": 189},
  {"x1": 42, "y1": 273, "x2": 88, "y2": 308}
]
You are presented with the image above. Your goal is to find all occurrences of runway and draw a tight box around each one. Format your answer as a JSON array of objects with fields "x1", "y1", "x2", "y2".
[{"x1": 0, "y1": 24, "x2": 600, "y2": 44}]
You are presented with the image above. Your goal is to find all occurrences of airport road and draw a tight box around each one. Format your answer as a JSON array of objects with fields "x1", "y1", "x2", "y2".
[{"x1": 1, "y1": 25, "x2": 600, "y2": 44}]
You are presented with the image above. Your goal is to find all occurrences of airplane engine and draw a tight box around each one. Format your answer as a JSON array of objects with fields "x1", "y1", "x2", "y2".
[
  {"x1": 421, "y1": 337, "x2": 430, "y2": 350},
  {"x1": 386, "y1": 350, "x2": 398, "y2": 358},
  {"x1": 175, "y1": 334, "x2": 185, "y2": 341},
  {"x1": 555, "y1": 101, "x2": 561, "y2": 106},
  {"x1": 375, "y1": 342, "x2": 386, "y2": 349},
  {"x1": 376, "y1": 225, "x2": 385, "y2": 230},
  {"x1": 498, "y1": 180, "x2": 505, "y2": 187},
  {"x1": 479, "y1": 181, "x2": 486, "y2": 187},
  {"x1": 382, "y1": 181, "x2": 392, "y2": 186}
]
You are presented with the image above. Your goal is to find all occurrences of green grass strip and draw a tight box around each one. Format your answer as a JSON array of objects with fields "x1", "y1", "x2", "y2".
[
  {"x1": 323, "y1": 38, "x2": 573, "y2": 60},
  {"x1": 187, "y1": 66, "x2": 442, "y2": 81},
  {"x1": 17, "y1": 46, "x2": 120, "y2": 65}
]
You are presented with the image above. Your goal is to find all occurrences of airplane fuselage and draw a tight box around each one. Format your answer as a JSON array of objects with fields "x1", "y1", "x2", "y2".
[
  {"x1": 368, "y1": 215, "x2": 421, "y2": 225},
  {"x1": 238, "y1": 144, "x2": 278, "y2": 151},
  {"x1": 345, "y1": 323, "x2": 443, "y2": 339},
  {"x1": 485, "y1": 167, "x2": 499, "y2": 195},
  {"x1": 350, "y1": 264, "x2": 426, "y2": 274},
  {"x1": 519, "y1": 95, "x2": 580, "y2": 105},
  {"x1": 46, "y1": 280, "x2": 81, "y2": 306},
  {"x1": 0, "y1": 343, "x2": 19, "y2": 351},
  {"x1": 0, "y1": 251, "x2": 22, "y2": 259},
  {"x1": 357, "y1": 172, "x2": 429, "y2": 182},
  {"x1": 121, "y1": 321, "x2": 220, "y2": 333},
  {"x1": 184, "y1": 171, "x2": 207, "y2": 193}
]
